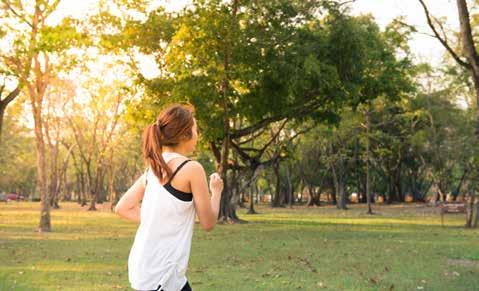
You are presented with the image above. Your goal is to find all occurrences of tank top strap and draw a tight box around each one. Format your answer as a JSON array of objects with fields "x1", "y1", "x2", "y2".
[{"x1": 167, "y1": 159, "x2": 191, "y2": 184}]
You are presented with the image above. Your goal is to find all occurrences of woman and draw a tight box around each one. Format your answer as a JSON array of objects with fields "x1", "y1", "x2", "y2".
[{"x1": 114, "y1": 104, "x2": 224, "y2": 291}]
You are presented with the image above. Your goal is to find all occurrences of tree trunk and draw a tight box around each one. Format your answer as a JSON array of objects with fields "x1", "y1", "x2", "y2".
[
  {"x1": 0, "y1": 87, "x2": 21, "y2": 146},
  {"x1": 337, "y1": 180, "x2": 347, "y2": 210},
  {"x1": 306, "y1": 185, "x2": 320, "y2": 206},
  {"x1": 472, "y1": 192, "x2": 479, "y2": 228},
  {"x1": 88, "y1": 166, "x2": 104, "y2": 210},
  {"x1": 331, "y1": 163, "x2": 347, "y2": 210},
  {"x1": 395, "y1": 166, "x2": 403, "y2": 202},
  {"x1": 453, "y1": 165, "x2": 469, "y2": 199},
  {"x1": 466, "y1": 191, "x2": 476, "y2": 227},
  {"x1": 247, "y1": 186, "x2": 256, "y2": 214},
  {"x1": 331, "y1": 181, "x2": 337, "y2": 205},
  {"x1": 23, "y1": 3, "x2": 51, "y2": 232},
  {"x1": 46, "y1": 123, "x2": 60, "y2": 209},
  {"x1": 230, "y1": 164, "x2": 244, "y2": 209},
  {"x1": 34, "y1": 109, "x2": 50, "y2": 232},
  {"x1": 0, "y1": 104, "x2": 5, "y2": 146},
  {"x1": 285, "y1": 166, "x2": 293, "y2": 208},
  {"x1": 365, "y1": 106, "x2": 373, "y2": 214},
  {"x1": 238, "y1": 190, "x2": 245, "y2": 208},
  {"x1": 456, "y1": 0, "x2": 479, "y2": 228},
  {"x1": 387, "y1": 174, "x2": 397, "y2": 204},
  {"x1": 272, "y1": 158, "x2": 282, "y2": 207},
  {"x1": 216, "y1": 0, "x2": 242, "y2": 224},
  {"x1": 216, "y1": 139, "x2": 242, "y2": 222},
  {"x1": 422, "y1": 0, "x2": 479, "y2": 227}
]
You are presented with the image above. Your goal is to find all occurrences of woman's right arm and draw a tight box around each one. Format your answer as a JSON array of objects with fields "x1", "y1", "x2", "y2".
[{"x1": 188, "y1": 161, "x2": 223, "y2": 231}]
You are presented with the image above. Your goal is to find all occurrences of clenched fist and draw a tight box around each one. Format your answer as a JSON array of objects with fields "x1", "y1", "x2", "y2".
[{"x1": 209, "y1": 173, "x2": 224, "y2": 195}]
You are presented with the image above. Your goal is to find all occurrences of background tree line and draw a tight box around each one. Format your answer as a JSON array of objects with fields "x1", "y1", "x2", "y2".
[{"x1": 0, "y1": 0, "x2": 477, "y2": 230}]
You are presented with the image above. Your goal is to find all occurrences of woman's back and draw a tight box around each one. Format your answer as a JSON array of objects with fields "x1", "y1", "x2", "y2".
[
  {"x1": 128, "y1": 152, "x2": 195, "y2": 291},
  {"x1": 115, "y1": 103, "x2": 224, "y2": 291}
]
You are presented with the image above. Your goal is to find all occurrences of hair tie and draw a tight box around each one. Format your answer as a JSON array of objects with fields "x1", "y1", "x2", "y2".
[
  {"x1": 152, "y1": 122, "x2": 163, "y2": 144},
  {"x1": 155, "y1": 119, "x2": 167, "y2": 129}
]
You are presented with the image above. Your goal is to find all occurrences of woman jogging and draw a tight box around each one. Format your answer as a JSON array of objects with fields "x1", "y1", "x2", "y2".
[{"x1": 114, "y1": 104, "x2": 224, "y2": 291}]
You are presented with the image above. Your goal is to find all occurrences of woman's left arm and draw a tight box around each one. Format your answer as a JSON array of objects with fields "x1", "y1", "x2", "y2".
[{"x1": 114, "y1": 174, "x2": 146, "y2": 223}]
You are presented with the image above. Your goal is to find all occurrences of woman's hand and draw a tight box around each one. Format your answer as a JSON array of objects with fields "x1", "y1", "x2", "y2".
[
  {"x1": 189, "y1": 163, "x2": 223, "y2": 231},
  {"x1": 209, "y1": 173, "x2": 224, "y2": 196}
]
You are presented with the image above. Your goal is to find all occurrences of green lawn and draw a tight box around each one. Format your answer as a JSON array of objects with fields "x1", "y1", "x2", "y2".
[{"x1": 0, "y1": 202, "x2": 478, "y2": 291}]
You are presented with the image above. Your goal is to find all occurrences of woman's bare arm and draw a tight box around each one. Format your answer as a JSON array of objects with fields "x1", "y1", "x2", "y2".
[
  {"x1": 114, "y1": 174, "x2": 146, "y2": 223},
  {"x1": 188, "y1": 161, "x2": 223, "y2": 231}
]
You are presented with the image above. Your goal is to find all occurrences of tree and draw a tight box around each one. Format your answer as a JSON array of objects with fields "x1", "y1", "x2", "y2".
[
  {"x1": 123, "y1": 0, "x2": 350, "y2": 222},
  {"x1": 120, "y1": 0, "x2": 416, "y2": 220},
  {"x1": 418, "y1": 0, "x2": 479, "y2": 227},
  {"x1": 297, "y1": 126, "x2": 332, "y2": 207},
  {"x1": 66, "y1": 73, "x2": 128, "y2": 211},
  {"x1": 1, "y1": 0, "x2": 89, "y2": 231}
]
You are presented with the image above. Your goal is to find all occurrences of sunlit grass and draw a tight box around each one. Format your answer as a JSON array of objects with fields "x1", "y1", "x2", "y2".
[{"x1": 0, "y1": 202, "x2": 478, "y2": 290}]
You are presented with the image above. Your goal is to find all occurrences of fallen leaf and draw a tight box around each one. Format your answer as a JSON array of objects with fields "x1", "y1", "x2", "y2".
[{"x1": 369, "y1": 277, "x2": 378, "y2": 284}]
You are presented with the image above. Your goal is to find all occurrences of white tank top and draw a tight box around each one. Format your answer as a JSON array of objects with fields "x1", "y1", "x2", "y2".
[{"x1": 128, "y1": 152, "x2": 196, "y2": 291}]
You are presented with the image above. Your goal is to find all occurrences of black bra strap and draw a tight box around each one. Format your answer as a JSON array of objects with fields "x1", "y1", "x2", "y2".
[{"x1": 167, "y1": 159, "x2": 191, "y2": 184}]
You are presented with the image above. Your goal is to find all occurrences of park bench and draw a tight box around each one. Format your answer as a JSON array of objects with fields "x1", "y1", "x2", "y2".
[{"x1": 440, "y1": 202, "x2": 466, "y2": 227}]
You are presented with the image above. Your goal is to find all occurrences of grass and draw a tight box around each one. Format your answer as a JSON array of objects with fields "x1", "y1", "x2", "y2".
[{"x1": 0, "y1": 201, "x2": 478, "y2": 291}]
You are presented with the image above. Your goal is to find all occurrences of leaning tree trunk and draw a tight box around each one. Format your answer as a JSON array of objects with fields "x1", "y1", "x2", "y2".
[{"x1": 0, "y1": 87, "x2": 20, "y2": 146}]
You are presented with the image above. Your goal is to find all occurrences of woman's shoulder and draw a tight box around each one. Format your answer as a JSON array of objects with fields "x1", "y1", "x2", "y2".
[{"x1": 182, "y1": 159, "x2": 204, "y2": 172}]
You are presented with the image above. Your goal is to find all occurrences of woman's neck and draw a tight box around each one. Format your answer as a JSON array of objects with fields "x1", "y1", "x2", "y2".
[{"x1": 162, "y1": 145, "x2": 189, "y2": 156}]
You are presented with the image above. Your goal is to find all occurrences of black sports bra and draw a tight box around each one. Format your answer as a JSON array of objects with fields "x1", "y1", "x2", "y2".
[{"x1": 145, "y1": 159, "x2": 193, "y2": 202}]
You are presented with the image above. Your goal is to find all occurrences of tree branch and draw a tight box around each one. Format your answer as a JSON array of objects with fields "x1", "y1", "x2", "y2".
[
  {"x1": 456, "y1": 0, "x2": 479, "y2": 66},
  {"x1": 3, "y1": 0, "x2": 33, "y2": 28},
  {"x1": 230, "y1": 95, "x2": 323, "y2": 139},
  {"x1": 418, "y1": 0, "x2": 471, "y2": 69}
]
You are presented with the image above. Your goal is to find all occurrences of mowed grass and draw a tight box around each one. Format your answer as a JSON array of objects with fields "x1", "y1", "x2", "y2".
[{"x1": 0, "y1": 202, "x2": 478, "y2": 291}]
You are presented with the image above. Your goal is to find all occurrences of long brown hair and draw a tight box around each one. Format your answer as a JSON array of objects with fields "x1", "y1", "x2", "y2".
[{"x1": 143, "y1": 103, "x2": 195, "y2": 183}]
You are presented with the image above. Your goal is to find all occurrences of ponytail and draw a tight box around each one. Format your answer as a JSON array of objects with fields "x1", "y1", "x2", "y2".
[
  {"x1": 143, "y1": 123, "x2": 172, "y2": 183},
  {"x1": 142, "y1": 103, "x2": 195, "y2": 183}
]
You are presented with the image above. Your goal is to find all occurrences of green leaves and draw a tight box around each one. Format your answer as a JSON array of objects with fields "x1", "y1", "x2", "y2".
[{"x1": 38, "y1": 18, "x2": 91, "y2": 52}]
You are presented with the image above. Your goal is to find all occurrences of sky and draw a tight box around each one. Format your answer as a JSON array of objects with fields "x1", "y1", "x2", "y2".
[
  {"x1": 53, "y1": 0, "x2": 460, "y2": 67},
  {"x1": 351, "y1": 0, "x2": 459, "y2": 66}
]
